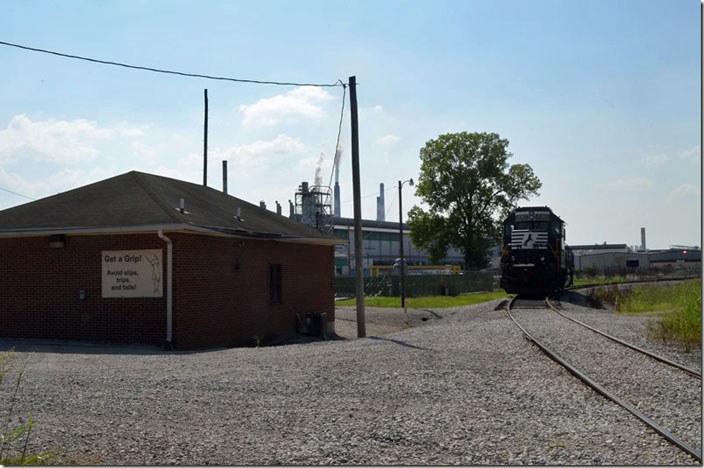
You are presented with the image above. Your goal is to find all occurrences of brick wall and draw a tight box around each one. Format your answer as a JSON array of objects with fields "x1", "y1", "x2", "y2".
[
  {"x1": 169, "y1": 233, "x2": 335, "y2": 349},
  {"x1": 0, "y1": 232, "x2": 334, "y2": 350},
  {"x1": 0, "y1": 234, "x2": 166, "y2": 346}
]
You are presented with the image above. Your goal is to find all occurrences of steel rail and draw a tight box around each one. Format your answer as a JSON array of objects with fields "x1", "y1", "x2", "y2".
[
  {"x1": 506, "y1": 297, "x2": 702, "y2": 463},
  {"x1": 545, "y1": 297, "x2": 701, "y2": 379}
]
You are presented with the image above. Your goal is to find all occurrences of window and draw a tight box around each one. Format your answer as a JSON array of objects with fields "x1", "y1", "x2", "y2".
[{"x1": 269, "y1": 264, "x2": 282, "y2": 304}]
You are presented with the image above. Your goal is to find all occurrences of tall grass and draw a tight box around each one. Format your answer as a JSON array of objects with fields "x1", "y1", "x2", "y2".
[
  {"x1": 573, "y1": 275, "x2": 628, "y2": 286},
  {"x1": 617, "y1": 281, "x2": 702, "y2": 351},
  {"x1": 0, "y1": 349, "x2": 51, "y2": 465}
]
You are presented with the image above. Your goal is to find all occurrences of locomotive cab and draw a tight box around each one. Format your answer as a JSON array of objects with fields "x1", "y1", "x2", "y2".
[{"x1": 500, "y1": 207, "x2": 574, "y2": 295}]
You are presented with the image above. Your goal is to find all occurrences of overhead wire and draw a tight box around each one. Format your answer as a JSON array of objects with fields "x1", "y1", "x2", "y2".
[
  {"x1": 327, "y1": 83, "x2": 347, "y2": 190},
  {"x1": 0, "y1": 186, "x2": 35, "y2": 201},
  {"x1": 0, "y1": 40, "x2": 344, "y2": 88},
  {"x1": 0, "y1": 40, "x2": 348, "y2": 208}
]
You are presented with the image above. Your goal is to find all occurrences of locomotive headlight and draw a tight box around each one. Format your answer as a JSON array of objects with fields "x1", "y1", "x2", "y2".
[{"x1": 540, "y1": 256, "x2": 545, "y2": 262}]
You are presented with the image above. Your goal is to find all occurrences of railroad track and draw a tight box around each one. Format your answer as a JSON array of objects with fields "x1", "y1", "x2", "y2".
[
  {"x1": 506, "y1": 296, "x2": 702, "y2": 463},
  {"x1": 544, "y1": 296, "x2": 701, "y2": 379}
]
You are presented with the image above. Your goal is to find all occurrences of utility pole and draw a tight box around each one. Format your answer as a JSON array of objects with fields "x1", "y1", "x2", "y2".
[
  {"x1": 203, "y1": 89, "x2": 208, "y2": 186},
  {"x1": 399, "y1": 180, "x2": 405, "y2": 309},
  {"x1": 349, "y1": 76, "x2": 366, "y2": 338},
  {"x1": 398, "y1": 178, "x2": 413, "y2": 309}
]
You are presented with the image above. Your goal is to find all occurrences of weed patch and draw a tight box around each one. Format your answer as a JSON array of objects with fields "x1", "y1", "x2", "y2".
[
  {"x1": 0, "y1": 350, "x2": 52, "y2": 465},
  {"x1": 591, "y1": 280, "x2": 702, "y2": 350}
]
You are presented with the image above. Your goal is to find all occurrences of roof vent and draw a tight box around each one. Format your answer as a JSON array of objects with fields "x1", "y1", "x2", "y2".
[
  {"x1": 175, "y1": 198, "x2": 190, "y2": 215},
  {"x1": 234, "y1": 207, "x2": 245, "y2": 222}
]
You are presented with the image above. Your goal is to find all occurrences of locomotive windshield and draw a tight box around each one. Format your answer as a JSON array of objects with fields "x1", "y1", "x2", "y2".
[{"x1": 515, "y1": 221, "x2": 548, "y2": 231}]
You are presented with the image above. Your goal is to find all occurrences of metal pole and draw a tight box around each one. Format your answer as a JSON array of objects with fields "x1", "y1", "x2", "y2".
[
  {"x1": 222, "y1": 160, "x2": 228, "y2": 194},
  {"x1": 349, "y1": 76, "x2": 366, "y2": 338},
  {"x1": 399, "y1": 180, "x2": 405, "y2": 309},
  {"x1": 203, "y1": 89, "x2": 208, "y2": 186}
]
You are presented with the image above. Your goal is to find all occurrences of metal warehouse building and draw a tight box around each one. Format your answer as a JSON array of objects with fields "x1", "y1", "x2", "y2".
[{"x1": 0, "y1": 171, "x2": 341, "y2": 350}]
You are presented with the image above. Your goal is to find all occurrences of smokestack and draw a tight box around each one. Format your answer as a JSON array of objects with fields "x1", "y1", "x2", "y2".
[
  {"x1": 222, "y1": 160, "x2": 228, "y2": 194},
  {"x1": 376, "y1": 182, "x2": 385, "y2": 221},
  {"x1": 260, "y1": 201, "x2": 266, "y2": 210},
  {"x1": 641, "y1": 227, "x2": 646, "y2": 251},
  {"x1": 276, "y1": 201, "x2": 282, "y2": 216},
  {"x1": 334, "y1": 182, "x2": 341, "y2": 218},
  {"x1": 289, "y1": 199, "x2": 294, "y2": 218}
]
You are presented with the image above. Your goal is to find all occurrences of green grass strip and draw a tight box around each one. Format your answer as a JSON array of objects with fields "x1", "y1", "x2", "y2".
[{"x1": 336, "y1": 291, "x2": 510, "y2": 308}]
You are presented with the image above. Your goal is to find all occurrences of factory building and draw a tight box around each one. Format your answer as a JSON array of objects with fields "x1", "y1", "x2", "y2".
[
  {"x1": 571, "y1": 241, "x2": 701, "y2": 274},
  {"x1": 0, "y1": 171, "x2": 341, "y2": 349},
  {"x1": 288, "y1": 181, "x2": 472, "y2": 276}
]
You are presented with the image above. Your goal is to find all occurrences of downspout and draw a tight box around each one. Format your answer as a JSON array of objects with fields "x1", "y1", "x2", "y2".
[{"x1": 157, "y1": 230, "x2": 173, "y2": 348}]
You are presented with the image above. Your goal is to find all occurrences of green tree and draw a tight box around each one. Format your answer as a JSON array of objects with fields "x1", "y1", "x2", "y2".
[{"x1": 408, "y1": 132, "x2": 541, "y2": 269}]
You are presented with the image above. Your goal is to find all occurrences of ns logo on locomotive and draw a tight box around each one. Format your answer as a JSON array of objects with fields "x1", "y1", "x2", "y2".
[{"x1": 500, "y1": 206, "x2": 574, "y2": 296}]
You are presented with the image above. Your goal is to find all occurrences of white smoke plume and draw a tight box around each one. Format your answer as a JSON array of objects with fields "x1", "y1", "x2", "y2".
[{"x1": 314, "y1": 151, "x2": 324, "y2": 186}]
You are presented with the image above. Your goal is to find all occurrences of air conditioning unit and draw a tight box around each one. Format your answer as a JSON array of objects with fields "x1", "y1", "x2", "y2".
[{"x1": 303, "y1": 312, "x2": 328, "y2": 338}]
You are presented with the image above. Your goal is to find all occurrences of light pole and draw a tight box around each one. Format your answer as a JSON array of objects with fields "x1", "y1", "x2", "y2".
[{"x1": 398, "y1": 178, "x2": 414, "y2": 308}]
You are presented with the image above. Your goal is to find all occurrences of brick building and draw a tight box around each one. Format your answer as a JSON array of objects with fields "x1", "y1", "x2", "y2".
[{"x1": 0, "y1": 171, "x2": 341, "y2": 350}]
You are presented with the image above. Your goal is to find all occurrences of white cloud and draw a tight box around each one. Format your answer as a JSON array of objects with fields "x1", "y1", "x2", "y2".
[
  {"x1": 680, "y1": 145, "x2": 701, "y2": 163},
  {"x1": 213, "y1": 134, "x2": 306, "y2": 172},
  {"x1": 121, "y1": 127, "x2": 145, "y2": 137},
  {"x1": 238, "y1": 86, "x2": 335, "y2": 126},
  {"x1": 596, "y1": 177, "x2": 653, "y2": 191},
  {"x1": 0, "y1": 166, "x2": 115, "y2": 201},
  {"x1": 378, "y1": 134, "x2": 401, "y2": 145},
  {"x1": 373, "y1": 105, "x2": 384, "y2": 114},
  {"x1": 0, "y1": 114, "x2": 111, "y2": 163},
  {"x1": 669, "y1": 184, "x2": 698, "y2": 199},
  {"x1": 642, "y1": 153, "x2": 668, "y2": 167}
]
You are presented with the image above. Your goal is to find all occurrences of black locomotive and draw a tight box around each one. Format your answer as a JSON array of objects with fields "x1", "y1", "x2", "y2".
[{"x1": 499, "y1": 206, "x2": 574, "y2": 295}]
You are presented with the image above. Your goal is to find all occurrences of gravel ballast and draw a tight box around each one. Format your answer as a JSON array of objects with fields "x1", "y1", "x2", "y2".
[{"x1": 1, "y1": 297, "x2": 701, "y2": 465}]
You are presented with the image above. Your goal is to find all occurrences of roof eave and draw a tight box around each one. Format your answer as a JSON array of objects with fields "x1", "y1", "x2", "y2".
[{"x1": 0, "y1": 223, "x2": 346, "y2": 245}]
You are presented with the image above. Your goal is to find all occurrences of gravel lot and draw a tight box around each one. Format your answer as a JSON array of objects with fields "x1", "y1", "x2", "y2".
[{"x1": 1, "y1": 294, "x2": 701, "y2": 465}]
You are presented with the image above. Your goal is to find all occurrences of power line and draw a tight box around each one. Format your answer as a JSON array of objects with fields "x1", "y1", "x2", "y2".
[
  {"x1": 0, "y1": 40, "x2": 345, "y2": 88},
  {"x1": 327, "y1": 83, "x2": 347, "y2": 189},
  {"x1": 0, "y1": 185, "x2": 35, "y2": 201},
  {"x1": 339, "y1": 184, "x2": 396, "y2": 204}
]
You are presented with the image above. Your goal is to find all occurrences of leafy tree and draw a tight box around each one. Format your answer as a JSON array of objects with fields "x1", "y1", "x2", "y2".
[{"x1": 408, "y1": 132, "x2": 541, "y2": 269}]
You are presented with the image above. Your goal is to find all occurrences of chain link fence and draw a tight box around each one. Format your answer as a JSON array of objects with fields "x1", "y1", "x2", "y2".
[{"x1": 334, "y1": 271, "x2": 496, "y2": 298}]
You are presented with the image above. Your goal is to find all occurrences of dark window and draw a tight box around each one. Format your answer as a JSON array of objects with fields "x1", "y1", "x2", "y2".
[
  {"x1": 269, "y1": 264, "x2": 282, "y2": 304},
  {"x1": 626, "y1": 260, "x2": 639, "y2": 268}
]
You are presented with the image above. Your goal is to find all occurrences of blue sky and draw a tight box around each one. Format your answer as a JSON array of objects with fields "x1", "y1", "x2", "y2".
[{"x1": 0, "y1": 0, "x2": 700, "y2": 249}]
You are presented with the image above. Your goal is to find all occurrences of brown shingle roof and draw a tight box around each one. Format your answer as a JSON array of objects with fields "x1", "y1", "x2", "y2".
[{"x1": 0, "y1": 171, "x2": 340, "y2": 243}]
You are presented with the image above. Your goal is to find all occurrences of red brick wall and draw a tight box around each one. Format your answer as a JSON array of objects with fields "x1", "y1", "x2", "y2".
[
  {"x1": 0, "y1": 232, "x2": 334, "y2": 350},
  {"x1": 169, "y1": 233, "x2": 334, "y2": 349},
  {"x1": 0, "y1": 234, "x2": 166, "y2": 346}
]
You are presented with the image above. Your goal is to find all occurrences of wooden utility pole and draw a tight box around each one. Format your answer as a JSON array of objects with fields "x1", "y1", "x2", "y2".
[
  {"x1": 203, "y1": 89, "x2": 208, "y2": 186},
  {"x1": 349, "y1": 76, "x2": 366, "y2": 338}
]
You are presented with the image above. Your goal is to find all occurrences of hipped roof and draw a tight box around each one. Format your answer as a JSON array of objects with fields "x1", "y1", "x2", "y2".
[{"x1": 0, "y1": 171, "x2": 341, "y2": 244}]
